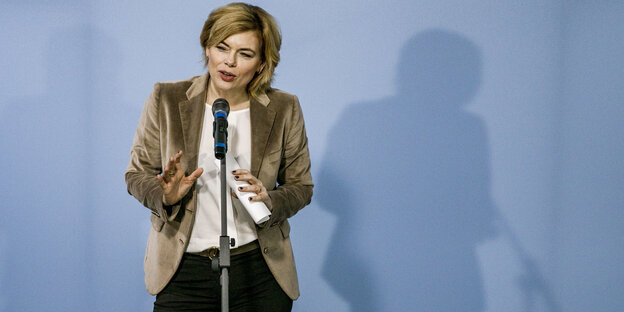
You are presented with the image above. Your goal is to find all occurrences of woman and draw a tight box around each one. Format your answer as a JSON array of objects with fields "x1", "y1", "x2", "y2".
[{"x1": 125, "y1": 3, "x2": 313, "y2": 311}]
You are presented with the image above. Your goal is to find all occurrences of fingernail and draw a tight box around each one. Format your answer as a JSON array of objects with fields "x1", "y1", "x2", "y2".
[
  {"x1": 238, "y1": 187, "x2": 243, "y2": 191},
  {"x1": 231, "y1": 170, "x2": 236, "y2": 174},
  {"x1": 234, "y1": 175, "x2": 239, "y2": 179},
  {"x1": 248, "y1": 197, "x2": 253, "y2": 201}
]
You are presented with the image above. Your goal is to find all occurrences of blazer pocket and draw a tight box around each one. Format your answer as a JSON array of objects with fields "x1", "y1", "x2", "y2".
[
  {"x1": 279, "y1": 221, "x2": 290, "y2": 238},
  {"x1": 150, "y1": 213, "x2": 165, "y2": 232}
]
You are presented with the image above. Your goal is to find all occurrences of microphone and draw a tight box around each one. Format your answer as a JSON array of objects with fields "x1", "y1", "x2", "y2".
[{"x1": 212, "y1": 98, "x2": 230, "y2": 159}]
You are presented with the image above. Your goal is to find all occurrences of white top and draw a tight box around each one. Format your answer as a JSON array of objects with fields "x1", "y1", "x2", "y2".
[{"x1": 186, "y1": 104, "x2": 258, "y2": 252}]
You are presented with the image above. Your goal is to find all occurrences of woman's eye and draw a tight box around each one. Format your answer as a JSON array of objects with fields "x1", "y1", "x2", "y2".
[
  {"x1": 216, "y1": 46, "x2": 227, "y2": 51},
  {"x1": 241, "y1": 53, "x2": 252, "y2": 58}
]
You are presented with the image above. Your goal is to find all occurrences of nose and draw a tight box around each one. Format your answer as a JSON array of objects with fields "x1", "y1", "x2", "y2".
[{"x1": 224, "y1": 53, "x2": 236, "y2": 67}]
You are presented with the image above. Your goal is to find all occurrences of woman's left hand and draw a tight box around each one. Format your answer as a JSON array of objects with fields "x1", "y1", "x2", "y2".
[{"x1": 232, "y1": 169, "x2": 273, "y2": 211}]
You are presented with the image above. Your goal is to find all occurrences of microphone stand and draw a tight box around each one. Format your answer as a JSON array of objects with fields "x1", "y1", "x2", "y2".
[
  {"x1": 211, "y1": 98, "x2": 233, "y2": 311},
  {"x1": 215, "y1": 155, "x2": 234, "y2": 311}
]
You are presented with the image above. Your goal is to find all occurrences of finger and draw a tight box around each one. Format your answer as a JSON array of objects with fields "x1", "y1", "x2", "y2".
[
  {"x1": 180, "y1": 169, "x2": 203, "y2": 188},
  {"x1": 161, "y1": 168, "x2": 170, "y2": 182},
  {"x1": 255, "y1": 184, "x2": 264, "y2": 194},
  {"x1": 162, "y1": 158, "x2": 175, "y2": 179},
  {"x1": 157, "y1": 174, "x2": 170, "y2": 190},
  {"x1": 231, "y1": 190, "x2": 238, "y2": 199},
  {"x1": 237, "y1": 185, "x2": 256, "y2": 193},
  {"x1": 169, "y1": 156, "x2": 178, "y2": 173},
  {"x1": 248, "y1": 183, "x2": 267, "y2": 200},
  {"x1": 162, "y1": 168, "x2": 175, "y2": 182},
  {"x1": 249, "y1": 191, "x2": 268, "y2": 202},
  {"x1": 174, "y1": 151, "x2": 183, "y2": 170},
  {"x1": 234, "y1": 172, "x2": 258, "y2": 184},
  {"x1": 168, "y1": 155, "x2": 176, "y2": 169},
  {"x1": 187, "y1": 168, "x2": 204, "y2": 181},
  {"x1": 232, "y1": 169, "x2": 249, "y2": 175}
]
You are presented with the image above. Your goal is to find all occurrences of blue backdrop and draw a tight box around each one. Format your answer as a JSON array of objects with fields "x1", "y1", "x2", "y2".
[{"x1": 1, "y1": 1, "x2": 622, "y2": 311}]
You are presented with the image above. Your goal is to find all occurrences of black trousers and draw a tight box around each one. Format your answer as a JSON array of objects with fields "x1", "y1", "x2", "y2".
[{"x1": 154, "y1": 247, "x2": 293, "y2": 312}]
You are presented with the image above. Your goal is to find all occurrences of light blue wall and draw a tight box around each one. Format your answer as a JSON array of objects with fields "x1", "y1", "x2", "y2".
[
  {"x1": 555, "y1": 2, "x2": 624, "y2": 312},
  {"x1": 0, "y1": 1, "x2": 622, "y2": 311}
]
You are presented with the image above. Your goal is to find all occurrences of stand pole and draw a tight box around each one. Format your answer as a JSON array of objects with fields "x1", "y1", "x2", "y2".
[
  {"x1": 212, "y1": 98, "x2": 232, "y2": 311},
  {"x1": 218, "y1": 157, "x2": 231, "y2": 311}
]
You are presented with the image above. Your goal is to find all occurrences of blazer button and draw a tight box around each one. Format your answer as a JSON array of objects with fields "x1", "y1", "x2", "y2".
[{"x1": 263, "y1": 247, "x2": 269, "y2": 254}]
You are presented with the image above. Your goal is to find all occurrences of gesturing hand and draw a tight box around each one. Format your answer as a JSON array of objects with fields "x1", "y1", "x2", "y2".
[{"x1": 157, "y1": 150, "x2": 204, "y2": 206}]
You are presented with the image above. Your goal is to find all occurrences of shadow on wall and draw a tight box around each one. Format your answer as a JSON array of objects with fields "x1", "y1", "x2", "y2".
[{"x1": 316, "y1": 29, "x2": 496, "y2": 311}]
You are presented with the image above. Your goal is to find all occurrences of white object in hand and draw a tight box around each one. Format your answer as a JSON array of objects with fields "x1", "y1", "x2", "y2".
[{"x1": 215, "y1": 153, "x2": 272, "y2": 224}]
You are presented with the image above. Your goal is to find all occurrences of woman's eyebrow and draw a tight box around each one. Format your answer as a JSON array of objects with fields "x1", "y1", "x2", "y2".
[
  {"x1": 219, "y1": 41, "x2": 257, "y2": 55},
  {"x1": 239, "y1": 48, "x2": 257, "y2": 55}
]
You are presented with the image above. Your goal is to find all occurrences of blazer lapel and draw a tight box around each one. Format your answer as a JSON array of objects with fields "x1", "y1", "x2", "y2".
[
  {"x1": 250, "y1": 93, "x2": 276, "y2": 177},
  {"x1": 179, "y1": 74, "x2": 208, "y2": 171}
]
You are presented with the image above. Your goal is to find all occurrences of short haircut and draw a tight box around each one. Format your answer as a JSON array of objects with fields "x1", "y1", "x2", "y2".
[{"x1": 200, "y1": 2, "x2": 282, "y2": 98}]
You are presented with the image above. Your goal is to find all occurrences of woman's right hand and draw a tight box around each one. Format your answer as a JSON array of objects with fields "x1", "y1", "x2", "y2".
[{"x1": 157, "y1": 150, "x2": 204, "y2": 206}]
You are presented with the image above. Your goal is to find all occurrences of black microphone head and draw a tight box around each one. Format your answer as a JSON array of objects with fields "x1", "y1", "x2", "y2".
[{"x1": 212, "y1": 98, "x2": 230, "y2": 116}]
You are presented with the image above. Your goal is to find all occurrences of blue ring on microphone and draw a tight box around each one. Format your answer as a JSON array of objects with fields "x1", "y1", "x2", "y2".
[
  {"x1": 215, "y1": 112, "x2": 227, "y2": 118},
  {"x1": 215, "y1": 143, "x2": 226, "y2": 148}
]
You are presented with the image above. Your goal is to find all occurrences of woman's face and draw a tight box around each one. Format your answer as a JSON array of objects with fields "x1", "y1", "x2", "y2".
[{"x1": 206, "y1": 30, "x2": 264, "y2": 97}]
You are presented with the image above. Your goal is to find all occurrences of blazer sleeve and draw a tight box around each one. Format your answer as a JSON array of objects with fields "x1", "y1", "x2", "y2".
[
  {"x1": 125, "y1": 83, "x2": 180, "y2": 222},
  {"x1": 266, "y1": 95, "x2": 314, "y2": 225}
]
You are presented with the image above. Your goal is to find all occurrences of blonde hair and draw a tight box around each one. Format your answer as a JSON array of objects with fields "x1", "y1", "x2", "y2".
[{"x1": 200, "y1": 2, "x2": 282, "y2": 98}]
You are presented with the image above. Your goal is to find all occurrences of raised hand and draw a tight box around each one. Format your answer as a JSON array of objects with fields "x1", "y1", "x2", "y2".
[{"x1": 157, "y1": 150, "x2": 204, "y2": 206}]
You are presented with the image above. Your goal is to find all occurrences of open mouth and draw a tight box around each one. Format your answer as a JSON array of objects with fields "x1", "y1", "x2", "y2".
[{"x1": 219, "y1": 71, "x2": 236, "y2": 81}]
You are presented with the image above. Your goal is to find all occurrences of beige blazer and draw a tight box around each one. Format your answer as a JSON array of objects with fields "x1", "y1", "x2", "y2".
[{"x1": 125, "y1": 73, "x2": 313, "y2": 299}]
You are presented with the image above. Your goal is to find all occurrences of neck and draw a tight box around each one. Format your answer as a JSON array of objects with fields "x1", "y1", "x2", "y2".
[{"x1": 207, "y1": 80, "x2": 250, "y2": 111}]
